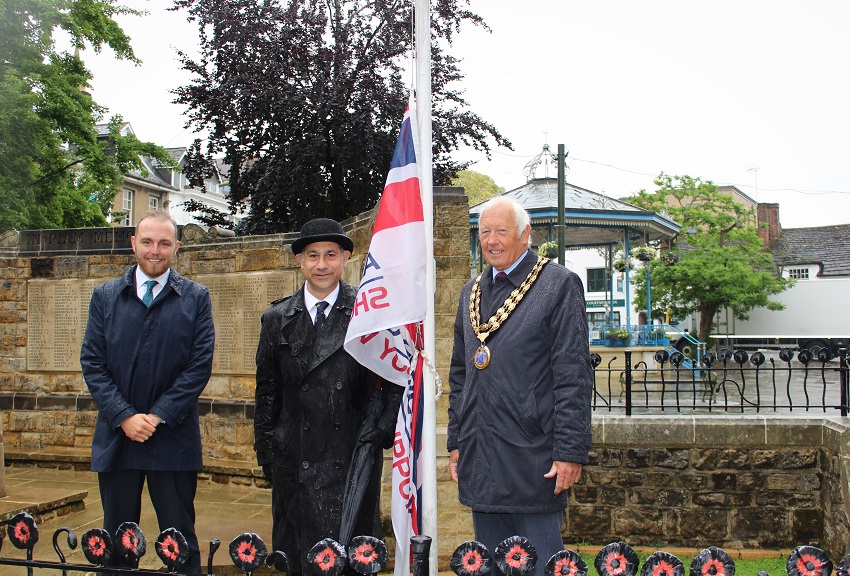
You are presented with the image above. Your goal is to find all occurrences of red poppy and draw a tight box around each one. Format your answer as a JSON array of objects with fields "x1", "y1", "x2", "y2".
[
  {"x1": 155, "y1": 528, "x2": 189, "y2": 569},
  {"x1": 495, "y1": 536, "x2": 538, "y2": 576},
  {"x1": 308, "y1": 538, "x2": 347, "y2": 575},
  {"x1": 595, "y1": 542, "x2": 639, "y2": 576},
  {"x1": 228, "y1": 532, "x2": 268, "y2": 573},
  {"x1": 347, "y1": 536, "x2": 389, "y2": 574},
  {"x1": 81, "y1": 528, "x2": 113, "y2": 565},
  {"x1": 7, "y1": 512, "x2": 39, "y2": 549},
  {"x1": 115, "y1": 522, "x2": 146, "y2": 560},
  {"x1": 451, "y1": 541, "x2": 492, "y2": 576},
  {"x1": 640, "y1": 552, "x2": 684, "y2": 576},
  {"x1": 787, "y1": 547, "x2": 832, "y2": 576},
  {"x1": 546, "y1": 550, "x2": 587, "y2": 576},
  {"x1": 690, "y1": 547, "x2": 735, "y2": 576}
]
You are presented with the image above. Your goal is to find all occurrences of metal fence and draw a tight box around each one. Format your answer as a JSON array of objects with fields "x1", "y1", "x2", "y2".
[
  {"x1": 1, "y1": 512, "x2": 847, "y2": 576},
  {"x1": 591, "y1": 347, "x2": 850, "y2": 416},
  {"x1": 0, "y1": 511, "x2": 429, "y2": 575}
]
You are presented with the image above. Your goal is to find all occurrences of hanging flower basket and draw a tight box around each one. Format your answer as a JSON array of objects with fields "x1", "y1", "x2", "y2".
[
  {"x1": 612, "y1": 258, "x2": 633, "y2": 273},
  {"x1": 632, "y1": 246, "x2": 655, "y2": 262},
  {"x1": 661, "y1": 251, "x2": 680, "y2": 266}
]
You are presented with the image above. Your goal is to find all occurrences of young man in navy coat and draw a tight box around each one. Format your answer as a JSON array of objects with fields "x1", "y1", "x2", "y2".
[{"x1": 81, "y1": 209, "x2": 215, "y2": 573}]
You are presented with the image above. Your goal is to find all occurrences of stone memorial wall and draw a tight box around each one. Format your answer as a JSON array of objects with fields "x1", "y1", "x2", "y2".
[{"x1": 1, "y1": 189, "x2": 849, "y2": 561}]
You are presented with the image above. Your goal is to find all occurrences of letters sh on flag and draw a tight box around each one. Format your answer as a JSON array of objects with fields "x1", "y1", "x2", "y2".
[{"x1": 343, "y1": 100, "x2": 426, "y2": 576}]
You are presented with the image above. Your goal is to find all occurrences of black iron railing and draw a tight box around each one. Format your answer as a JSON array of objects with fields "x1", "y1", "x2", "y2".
[
  {"x1": 0, "y1": 511, "x2": 430, "y2": 575},
  {"x1": 1, "y1": 512, "x2": 847, "y2": 576},
  {"x1": 592, "y1": 348, "x2": 850, "y2": 416}
]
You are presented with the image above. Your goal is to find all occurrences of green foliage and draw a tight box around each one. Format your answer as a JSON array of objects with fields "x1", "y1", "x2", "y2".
[
  {"x1": 0, "y1": 0, "x2": 173, "y2": 232},
  {"x1": 628, "y1": 174, "x2": 791, "y2": 343},
  {"x1": 606, "y1": 327, "x2": 632, "y2": 343},
  {"x1": 452, "y1": 170, "x2": 505, "y2": 206},
  {"x1": 538, "y1": 241, "x2": 558, "y2": 259}
]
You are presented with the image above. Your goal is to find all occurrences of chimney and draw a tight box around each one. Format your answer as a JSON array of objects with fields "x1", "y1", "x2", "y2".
[{"x1": 757, "y1": 203, "x2": 781, "y2": 244}]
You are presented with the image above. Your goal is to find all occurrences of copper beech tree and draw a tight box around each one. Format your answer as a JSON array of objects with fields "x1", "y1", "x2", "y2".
[{"x1": 172, "y1": 0, "x2": 511, "y2": 234}]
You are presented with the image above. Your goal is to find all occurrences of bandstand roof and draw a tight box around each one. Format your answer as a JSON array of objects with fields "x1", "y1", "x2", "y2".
[{"x1": 470, "y1": 178, "x2": 680, "y2": 247}]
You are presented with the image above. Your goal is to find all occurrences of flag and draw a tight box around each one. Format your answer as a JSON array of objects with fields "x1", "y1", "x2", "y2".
[{"x1": 343, "y1": 100, "x2": 426, "y2": 576}]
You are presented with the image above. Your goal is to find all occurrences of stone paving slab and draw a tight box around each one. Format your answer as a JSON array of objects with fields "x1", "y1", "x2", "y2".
[{"x1": 0, "y1": 465, "x2": 274, "y2": 573}]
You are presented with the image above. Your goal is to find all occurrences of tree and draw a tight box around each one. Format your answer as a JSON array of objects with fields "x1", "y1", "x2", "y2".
[
  {"x1": 451, "y1": 169, "x2": 504, "y2": 206},
  {"x1": 172, "y1": 0, "x2": 512, "y2": 235},
  {"x1": 0, "y1": 0, "x2": 174, "y2": 232},
  {"x1": 627, "y1": 174, "x2": 791, "y2": 344}
]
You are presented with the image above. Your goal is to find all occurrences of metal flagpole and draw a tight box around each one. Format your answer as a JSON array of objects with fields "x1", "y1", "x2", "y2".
[{"x1": 414, "y1": 0, "x2": 437, "y2": 574}]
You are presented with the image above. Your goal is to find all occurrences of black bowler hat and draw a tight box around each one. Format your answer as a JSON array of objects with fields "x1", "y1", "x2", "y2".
[{"x1": 291, "y1": 218, "x2": 354, "y2": 255}]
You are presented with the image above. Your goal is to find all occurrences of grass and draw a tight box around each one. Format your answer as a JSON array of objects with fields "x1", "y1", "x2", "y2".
[{"x1": 577, "y1": 552, "x2": 789, "y2": 576}]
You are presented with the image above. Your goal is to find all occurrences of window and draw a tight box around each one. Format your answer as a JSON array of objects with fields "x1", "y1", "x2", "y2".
[
  {"x1": 149, "y1": 195, "x2": 159, "y2": 211},
  {"x1": 586, "y1": 311, "x2": 620, "y2": 328},
  {"x1": 586, "y1": 268, "x2": 610, "y2": 293},
  {"x1": 121, "y1": 189, "x2": 134, "y2": 226},
  {"x1": 787, "y1": 267, "x2": 809, "y2": 280}
]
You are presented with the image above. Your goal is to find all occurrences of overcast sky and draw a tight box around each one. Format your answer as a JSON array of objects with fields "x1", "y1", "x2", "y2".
[{"x1": 81, "y1": 0, "x2": 850, "y2": 229}]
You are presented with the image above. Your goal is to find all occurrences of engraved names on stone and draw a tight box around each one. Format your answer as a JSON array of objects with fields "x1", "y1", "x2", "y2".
[
  {"x1": 27, "y1": 272, "x2": 296, "y2": 375},
  {"x1": 27, "y1": 279, "x2": 104, "y2": 371}
]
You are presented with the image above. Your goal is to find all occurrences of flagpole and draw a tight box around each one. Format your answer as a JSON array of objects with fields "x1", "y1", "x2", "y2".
[{"x1": 414, "y1": 0, "x2": 438, "y2": 574}]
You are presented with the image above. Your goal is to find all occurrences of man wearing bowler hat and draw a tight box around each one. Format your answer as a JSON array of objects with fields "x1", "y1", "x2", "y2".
[{"x1": 253, "y1": 218, "x2": 404, "y2": 575}]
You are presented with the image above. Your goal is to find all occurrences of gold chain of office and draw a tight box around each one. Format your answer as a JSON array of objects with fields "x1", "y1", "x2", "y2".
[{"x1": 468, "y1": 256, "x2": 549, "y2": 369}]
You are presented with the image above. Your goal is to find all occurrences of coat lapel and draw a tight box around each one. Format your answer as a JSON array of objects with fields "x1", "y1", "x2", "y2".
[{"x1": 306, "y1": 282, "x2": 355, "y2": 374}]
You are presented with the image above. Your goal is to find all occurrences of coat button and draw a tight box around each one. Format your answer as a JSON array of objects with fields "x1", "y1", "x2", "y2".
[
  {"x1": 303, "y1": 422, "x2": 311, "y2": 431},
  {"x1": 302, "y1": 461, "x2": 310, "y2": 470},
  {"x1": 334, "y1": 461, "x2": 342, "y2": 469},
  {"x1": 335, "y1": 382, "x2": 343, "y2": 390},
  {"x1": 302, "y1": 384, "x2": 309, "y2": 392},
  {"x1": 334, "y1": 423, "x2": 341, "y2": 429}
]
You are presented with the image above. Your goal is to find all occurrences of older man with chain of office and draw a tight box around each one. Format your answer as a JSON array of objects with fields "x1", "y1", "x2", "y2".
[{"x1": 448, "y1": 196, "x2": 593, "y2": 576}]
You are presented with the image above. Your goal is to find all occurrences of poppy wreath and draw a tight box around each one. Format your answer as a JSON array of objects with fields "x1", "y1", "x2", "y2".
[
  {"x1": 595, "y1": 542, "x2": 640, "y2": 576},
  {"x1": 546, "y1": 549, "x2": 588, "y2": 576},
  {"x1": 7, "y1": 512, "x2": 39, "y2": 550},
  {"x1": 347, "y1": 535, "x2": 389, "y2": 575},
  {"x1": 451, "y1": 541, "x2": 492, "y2": 576},
  {"x1": 81, "y1": 527, "x2": 113, "y2": 566},
  {"x1": 307, "y1": 538, "x2": 348, "y2": 576},
  {"x1": 494, "y1": 536, "x2": 538, "y2": 576},
  {"x1": 787, "y1": 546, "x2": 833, "y2": 576},
  {"x1": 115, "y1": 522, "x2": 146, "y2": 564},
  {"x1": 156, "y1": 527, "x2": 190, "y2": 569},
  {"x1": 690, "y1": 547, "x2": 735, "y2": 576},
  {"x1": 640, "y1": 551, "x2": 684, "y2": 576},
  {"x1": 835, "y1": 554, "x2": 850, "y2": 576},
  {"x1": 229, "y1": 532, "x2": 269, "y2": 573}
]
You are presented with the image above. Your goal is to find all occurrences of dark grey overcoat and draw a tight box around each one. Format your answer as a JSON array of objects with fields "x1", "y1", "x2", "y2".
[
  {"x1": 254, "y1": 282, "x2": 402, "y2": 574},
  {"x1": 447, "y1": 250, "x2": 593, "y2": 513}
]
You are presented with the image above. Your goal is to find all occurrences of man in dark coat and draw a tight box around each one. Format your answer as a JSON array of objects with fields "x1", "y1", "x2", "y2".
[
  {"x1": 254, "y1": 218, "x2": 404, "y2": 575},
  {"x1": 80, "y1": 209, "x2": 215, "y2": 573},
  {"x1": 448, "y1": 197, "x2": 593, "y2": 576}
]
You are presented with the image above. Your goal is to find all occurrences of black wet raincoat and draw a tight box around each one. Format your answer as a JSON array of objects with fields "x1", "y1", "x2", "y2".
[{"x1": 254, "y1": 282, "x2": 402, "y2": 574}]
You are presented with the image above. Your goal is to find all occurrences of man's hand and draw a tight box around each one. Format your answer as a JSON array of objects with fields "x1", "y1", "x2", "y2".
[
  {"x1": 119, "y1": 414, "x2": 159, "y2": 442},
  {"x1": 449, "y1": 449, "x2": 459, "y2": 483},
  {"x1": 544, "y1": 461, "x2": 582, "y2": 495}
]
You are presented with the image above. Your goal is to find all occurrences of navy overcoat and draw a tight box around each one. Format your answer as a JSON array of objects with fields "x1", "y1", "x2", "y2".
[
  {"x1": 447, "y1": 250, "x2": 593, "y2": 513},
  {"x1": 80, "y1": 265, "x2": 215, "y2": 472}
]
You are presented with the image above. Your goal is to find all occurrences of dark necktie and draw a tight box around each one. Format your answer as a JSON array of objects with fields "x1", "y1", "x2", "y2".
[
  {"x1": 315, "y1": 301, "x2": 329, "y2": 332},
  {"x1": 495, "y1": 271, "x2": 508, "y2": 282},
  {"x1": 142, "y1": 280, "x2": 157, "y2": 308}
]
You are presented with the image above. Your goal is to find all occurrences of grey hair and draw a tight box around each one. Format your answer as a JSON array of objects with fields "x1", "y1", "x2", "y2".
[{"x1": 479, "y1": 196, "x2": 532, "y2": 245}]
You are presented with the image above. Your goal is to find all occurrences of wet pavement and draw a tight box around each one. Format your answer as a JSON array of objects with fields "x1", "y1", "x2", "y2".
[{"x1": 0, "y1": 465, "x2": 273, "y2": 573}]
